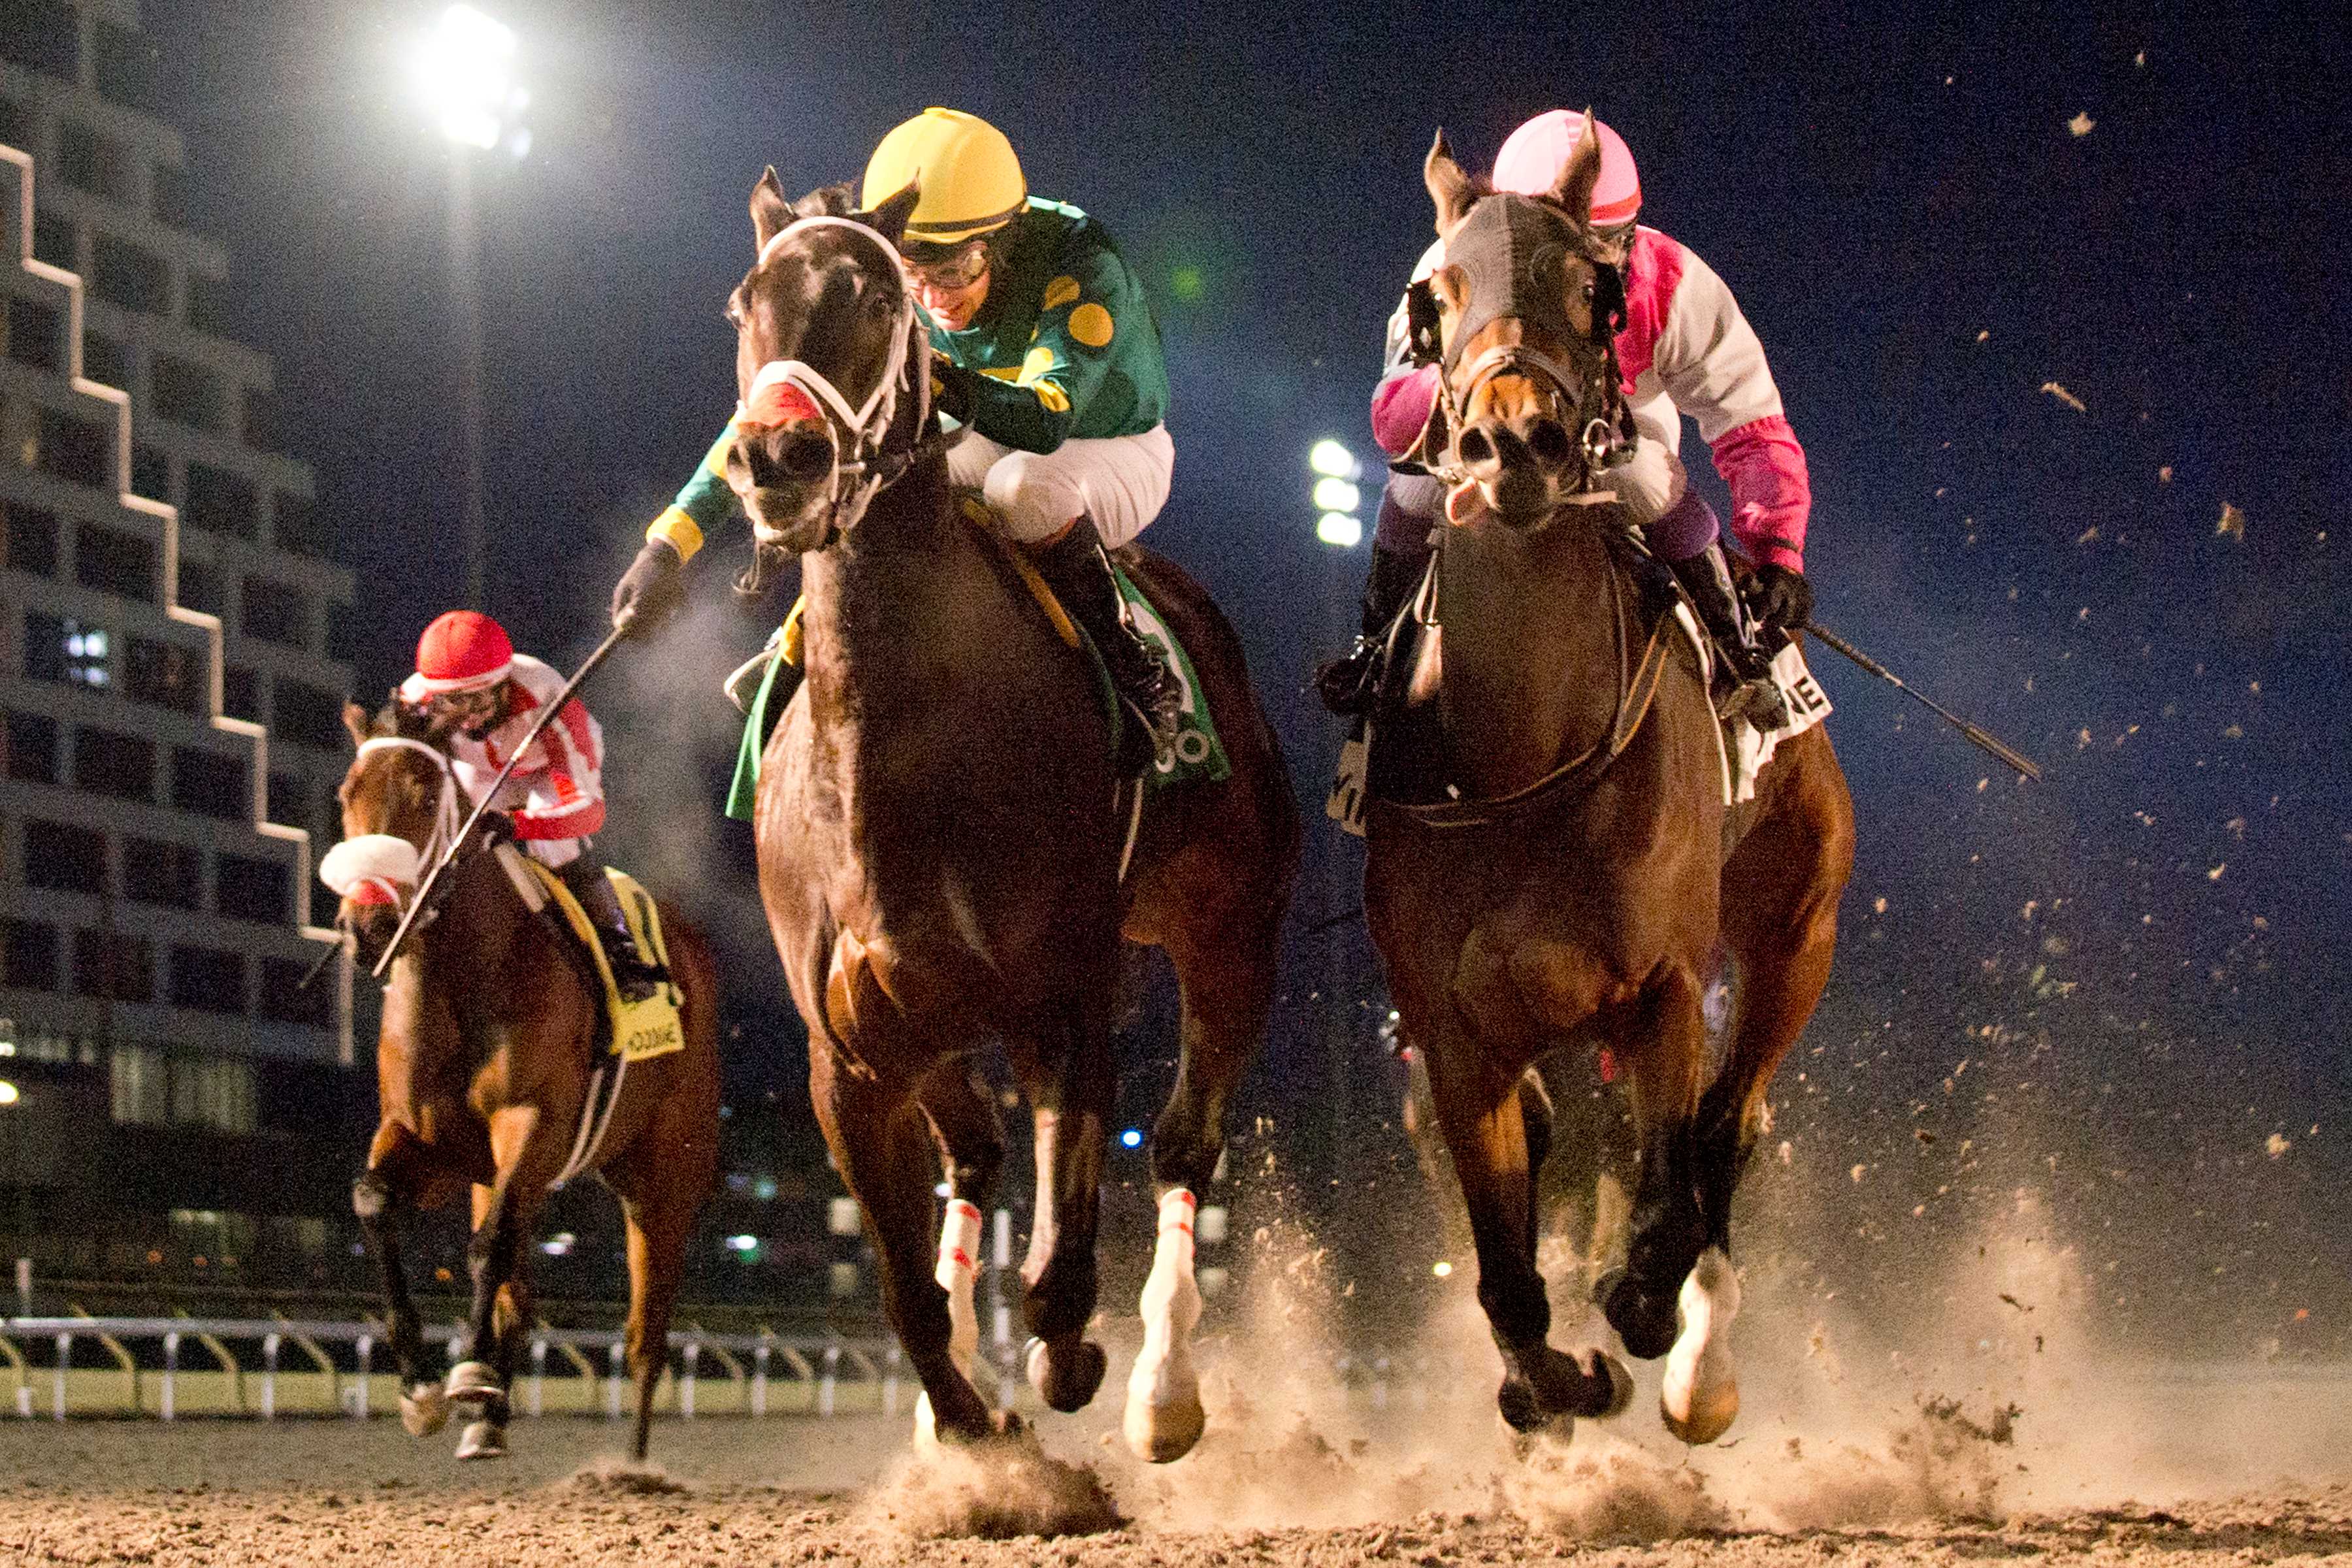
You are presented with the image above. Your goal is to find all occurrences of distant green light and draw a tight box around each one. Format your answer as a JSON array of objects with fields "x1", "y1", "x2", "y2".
[{"x1": 1169, "y1": 265, "x2": 1205, "y2": 302}]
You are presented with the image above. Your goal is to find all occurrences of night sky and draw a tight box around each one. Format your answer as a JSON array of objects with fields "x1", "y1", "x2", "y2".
[{"x1": 132, "y1": 3, "x2": 2349, "y2": 1345}]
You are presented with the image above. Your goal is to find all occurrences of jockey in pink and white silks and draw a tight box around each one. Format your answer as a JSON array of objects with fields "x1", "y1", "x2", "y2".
[
  {"x1": 1319, "y1": 110, "x2": 1815, "y2": 727},
  {"x1": 383, "y1": 610, "x2": 666, "y2": 1000}
]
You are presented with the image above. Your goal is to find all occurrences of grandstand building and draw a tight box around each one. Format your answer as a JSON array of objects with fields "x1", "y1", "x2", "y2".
[{"x1": 0, "y1": 0, "x2": 367, "y2": 1298}]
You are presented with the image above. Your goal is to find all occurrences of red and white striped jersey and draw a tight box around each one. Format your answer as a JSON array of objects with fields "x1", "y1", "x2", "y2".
[{"x1": 403, "y1": 654, "x2": 606, "y2": 843}]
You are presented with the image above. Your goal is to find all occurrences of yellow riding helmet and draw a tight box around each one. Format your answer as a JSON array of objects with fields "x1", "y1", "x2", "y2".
[{"x1": 860, "y1": 107, "x2": 1027, "y2": 247}]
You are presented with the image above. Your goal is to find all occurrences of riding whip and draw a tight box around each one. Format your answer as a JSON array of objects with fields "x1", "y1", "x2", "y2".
[
  {"x1": 370, "y1": 618, "x2": 635, "y2": 977},
  {"x1": 1803, "y1": 621, "x2": 2042, "y2": 781}
]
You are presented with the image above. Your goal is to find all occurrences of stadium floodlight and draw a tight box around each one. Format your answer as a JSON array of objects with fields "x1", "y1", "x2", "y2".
[
  {"x1": 416, "y1": 5, "x2": 528, "y2": 155},
  {"x1": 0, "y1": 1080, "x2": 18, "y2": 1107},
  {"x1": 1309, "y1": 438, "x2": 1362, "y2": 482},
  {"x1": 725, "y1": 1233, "x2": 760, "y2": 1253},
  {"x1": 1316, "y1": 512, "x2": 1364, "y2": 549},
  {"x1": 1311, "y1": 476, "x2": 1362, "y2": 515}
]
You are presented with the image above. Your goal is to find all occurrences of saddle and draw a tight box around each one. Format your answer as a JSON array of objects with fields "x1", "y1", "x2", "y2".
[
  {"x1": 495, "y1": 848, "x2": 685, "y2": 1064},
  {"x1": 723, "y1": 494, "x2": 1232, "y2": 823}
]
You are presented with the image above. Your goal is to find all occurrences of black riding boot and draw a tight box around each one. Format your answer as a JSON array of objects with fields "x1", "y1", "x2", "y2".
[
  {"x1": 1669, "y1": 540, "x2": 1787, "y2": 728},
  {"x1": 1315, "y1": 542, "x2": 1432, "y2": 717},
  {"x1": 557, "y1": 857, "x2": 668, "y2": 1004},
  {"x1": 1028, "y1": 521, "x2": 1172, "y2": 776}
]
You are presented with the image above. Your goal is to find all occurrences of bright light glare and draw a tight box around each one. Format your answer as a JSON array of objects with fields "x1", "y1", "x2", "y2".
[
  {"x1": 0, "y1": 1080, "x2": 19, "y2": 1107},
  {"x1": 416, "y1": 5, "x2": 523, "y2": 151},
  {"x1": 725, "y1": 1233, "x2": 760, "y2": 1252},
  {"x1": 1431, "y1": 1259, "x2": 1453, "y2": 1278},
  {"x1": 1316, "y1": 512, "x2": 1364, "y2": 549},
  {"x1": 1119, "y1": 1128, "x2": 1145, "y2": 1149},
  {"x1": 1308, "y1": 438, "x2": 1360, "y2": 480},
  {"x1": 1312, "y1": 477, "x2": 1362, "y2": 515}
]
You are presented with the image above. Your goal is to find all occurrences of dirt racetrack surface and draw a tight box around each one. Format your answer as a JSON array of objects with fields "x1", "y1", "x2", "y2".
[{"x1": 7, "y1": 1367, "x2": 2349, "y2": 1568}]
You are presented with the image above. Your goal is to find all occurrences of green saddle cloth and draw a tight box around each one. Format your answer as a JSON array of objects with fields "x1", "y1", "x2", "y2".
[{"x1": 723, "y1": 566, "x2": 1230, "y2": 823}]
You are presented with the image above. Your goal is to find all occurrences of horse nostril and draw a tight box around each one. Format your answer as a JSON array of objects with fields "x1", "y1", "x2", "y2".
[
  {"x1": 1457, "y1": 426, "x2": 1497, "y2": 470},
  {"x1": 1524, "y1": 418, "x2": 1573, "y2": 468},
  {"x1": 776, "y1": 429, "x2": 834, "y2": 481}
]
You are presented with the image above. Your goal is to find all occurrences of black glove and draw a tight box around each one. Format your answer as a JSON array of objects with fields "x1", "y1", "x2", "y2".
[
  {"x1": 930, "y1": 351, "x2": 979, "y2": 425},
  {"x1": 474, "y1": 809, "x2": 517, "y2": 849},
  {"x1": 1748, "y1": 563, "x2": 1813, "y2": 637},
  {"x1": 612, "y1": 537, "x2": 684, "y2": 636}
]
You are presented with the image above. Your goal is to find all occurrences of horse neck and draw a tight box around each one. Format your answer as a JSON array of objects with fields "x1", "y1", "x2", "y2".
[
  {"x1": 797, "y1": 457, "x2": 1054, "y2": 734},
  {"x1": 1438, "y1": 511, "x2": 1629, "y2": 798},
  {"x1": 394, "y1": 850, "x2": 525, "y2": 1070}
]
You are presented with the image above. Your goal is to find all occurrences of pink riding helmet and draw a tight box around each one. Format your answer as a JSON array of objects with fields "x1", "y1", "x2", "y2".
[{"x1": 1491, "y1": 110, "x2": 1641, "y2": 228}]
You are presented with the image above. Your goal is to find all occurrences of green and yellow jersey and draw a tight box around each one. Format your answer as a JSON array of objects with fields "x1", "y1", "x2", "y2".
[{"x1": 647, "y1": 198, "x2": 1170, "y2": 563}]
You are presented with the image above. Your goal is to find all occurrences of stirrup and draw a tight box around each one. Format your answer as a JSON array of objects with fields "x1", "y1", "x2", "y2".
[{"x1": 1316, "y1": 636, "x2": 1382, "y2": 717}]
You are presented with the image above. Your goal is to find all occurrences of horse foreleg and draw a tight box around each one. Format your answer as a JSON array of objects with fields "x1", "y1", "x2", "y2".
[
  {"x1": 1426, "y1": 1034, "x2": 1627, "y2": 1435},
  {"x1": 353, "y1": 1124, "x2": 446, "y2": 1437},
  {"x1": 449, "y1": 1104, "x2": 555, "y2": 1460},
  {"x1": 1017, "y1": 1013, "x2": 1113, "y2": 1417},
  {"x1": 1598, "y1": 965, "x2": 1709, "y2": 1365},
  {"x1": 812, "y1": 1047, "x2": 994, "y2": 1444},
  {"x1": 911, "y1": 1064, "x2": 1002, "y2": 1450}
]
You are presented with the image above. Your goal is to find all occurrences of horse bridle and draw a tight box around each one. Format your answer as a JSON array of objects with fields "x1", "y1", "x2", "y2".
[
  {"x1": 736, "y1": 214, "x2": 941, "y2": 549},
  {"x1": 319, "y1": 737, "x2": 464, "y2": 917},
  {"x1": 1424, "y1": 194, "x2": 1637, "y2": 496}
]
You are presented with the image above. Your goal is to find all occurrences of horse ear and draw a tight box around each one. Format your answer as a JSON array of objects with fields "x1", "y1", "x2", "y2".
[
  {"x1": 751, "y1": 167, "x2": 793, "y2": 253},
  {"x1": 860, "y1": 180, "x2": 921, "y2": 248},
  {"x1": 1548, "y1": 109, "x2": 1605, "y2": 229},
  {"x1": 343, "y1": 700, "x2": 371, "y2": 748},
  {"x1": 1425, "y1": 129, "x2": 1476, "y2": 235}
]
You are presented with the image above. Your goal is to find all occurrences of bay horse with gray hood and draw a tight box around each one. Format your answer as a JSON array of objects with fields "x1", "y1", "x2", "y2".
[
  {"x1": 724, "y1": 172, "x2": 1297, "y2": 1461},
  {"x1": 1364, "y1": 120, "x2": 1854, "y2": 1443}
]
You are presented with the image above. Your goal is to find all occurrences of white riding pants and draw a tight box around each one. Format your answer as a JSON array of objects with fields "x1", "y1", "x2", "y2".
[{"x1": 946, "y1": 423, "x2": 1175, "y2": 547}]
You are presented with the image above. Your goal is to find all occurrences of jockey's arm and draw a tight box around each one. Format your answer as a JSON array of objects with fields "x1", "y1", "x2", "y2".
[
  {"x1": 1647, "y1": 242, "x2": 1810, "y2": 574},
  {"x1": 613, "y1": 420, "x2": 738, "y2": 633},
  {"x1": 947, "y1": 247, "x2": 1141, "y2": 455},
  {"x1": 493, "y1": 662, "x2": 608, "y2": 841}
]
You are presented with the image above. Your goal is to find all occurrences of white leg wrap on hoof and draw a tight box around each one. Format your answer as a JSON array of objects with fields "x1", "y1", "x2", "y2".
[
  {"x1": 1661, "y1": 1246, "x2": 1742, "y2": 1445},
  {"x1": 444, "y1": 1360, "x2": 503, "y2": 1405},
  {"x1": 915, "y1": 1198, "x2": 985, "y2": 1452},
  {"x1": 400, "y1": 1380, "x2": 449, "y2": 1437},
  {"x1": 454, "y1": 1417, "x2": 507, "y2": 1460},
  {"x1": 1124, "y1": 1188, "x2": 1206, "y2": 1463}
]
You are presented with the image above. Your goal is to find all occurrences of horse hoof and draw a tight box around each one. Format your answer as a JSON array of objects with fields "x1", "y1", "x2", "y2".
[
  {"x1": 1023, "y1": 1335, "x2": 1107, "y2": 1414},
  {"x1": 454, "y1": 1418, "x2": 508, "y2": 1460},
  {"x1": 1603, "y1": 1275, "x2": 1679, "y2": 1360},
  {"x1": 1496, "y1": 1374, "x2": 1571, "y2": 1437},
  {"x1": 1661, "y1": 1377, "x2": 1740, "y2": 1446},
  {"x1": 1124, "y1": 1387, "x2": 1206, "y2": 1463},
  {"x1": 444, "y1": 1360, "x2": 504, "y2": 1405},
  {"x1": 400, "y1": 1382, "x2": 449, "y2": 1437},
  {"x1": 1594, "y1": 1350, "x2": 1636, "y2": 1420}
]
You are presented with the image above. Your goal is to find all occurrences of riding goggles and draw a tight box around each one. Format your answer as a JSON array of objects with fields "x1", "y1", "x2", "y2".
[{"x1": 906, "y1": 238, "x2": 992, "y2": 291}]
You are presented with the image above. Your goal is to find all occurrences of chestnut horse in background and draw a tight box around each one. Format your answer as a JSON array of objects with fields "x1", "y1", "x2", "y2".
[
  {"x1": 1365, "y1": 123, "x2": 1854, "y2": 1444},
  {"x1": 725, "y1": 174, "x2": 1298, "y2": 1462},
  {"x1": 332, "y1": 700, "x2": 720, "y2": 1463}
]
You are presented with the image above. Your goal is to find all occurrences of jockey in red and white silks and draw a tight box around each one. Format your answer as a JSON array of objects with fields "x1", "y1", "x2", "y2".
[{"x1": 397, "y1": 612, "x2": 606, "y2": 870}]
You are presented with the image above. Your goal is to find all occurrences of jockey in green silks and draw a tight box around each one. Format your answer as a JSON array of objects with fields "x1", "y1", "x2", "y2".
[{"x1": 610, "y1": 108, "x2": 1179, "y2": 763}]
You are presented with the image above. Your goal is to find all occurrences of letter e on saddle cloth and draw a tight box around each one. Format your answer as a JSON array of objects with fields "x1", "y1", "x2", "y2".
[{"x1": 502, "y1": 850, "x2": 685, "y2": 1063}]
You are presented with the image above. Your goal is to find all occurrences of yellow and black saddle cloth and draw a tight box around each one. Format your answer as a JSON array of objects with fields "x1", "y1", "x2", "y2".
[
  {"x1": 497, "y1": 849, "x2": 686, "y2": 1065},
  {"x1": 724, "y1": 493, "x2": 1231, "y2": 821}
]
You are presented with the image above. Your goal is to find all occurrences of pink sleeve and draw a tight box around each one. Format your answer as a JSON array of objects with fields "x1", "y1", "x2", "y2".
[
  {"x1": 1710, "y1": 414, "x2": 1810, "y2": 572},
  {"x1": 1370, "y1": 363, "x2": 1441, "y2": 456}
]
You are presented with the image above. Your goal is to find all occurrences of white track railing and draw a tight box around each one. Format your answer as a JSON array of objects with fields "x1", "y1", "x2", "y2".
[{"x1": 0, "y1": 1316, "x2": 900, "y2": 1422}]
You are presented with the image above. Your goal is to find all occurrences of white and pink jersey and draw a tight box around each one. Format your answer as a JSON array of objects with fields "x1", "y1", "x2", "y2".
[
  {"x1": 399, "y1": 653, "x2": 606, "y2": 866},
  {"x1": 1373, "y1": 226, "x2": 1810, "y2": 572}
]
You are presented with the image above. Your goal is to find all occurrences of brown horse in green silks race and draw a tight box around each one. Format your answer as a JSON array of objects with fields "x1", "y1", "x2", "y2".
[
  {"x1": 328, "y1": 700, "x2": 721, "y2": 1463},
  {"x1": 714, "y1": 175, "x2": 1298, "y2": 1462},
  {"x1": 1362, "y1": 122, "x2": 1855, "y2": 1446}
]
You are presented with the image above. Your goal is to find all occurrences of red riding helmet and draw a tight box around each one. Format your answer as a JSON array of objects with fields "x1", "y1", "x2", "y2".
[{"x1": 411, "y1": 610, "x2": 514, "y2": 695}]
